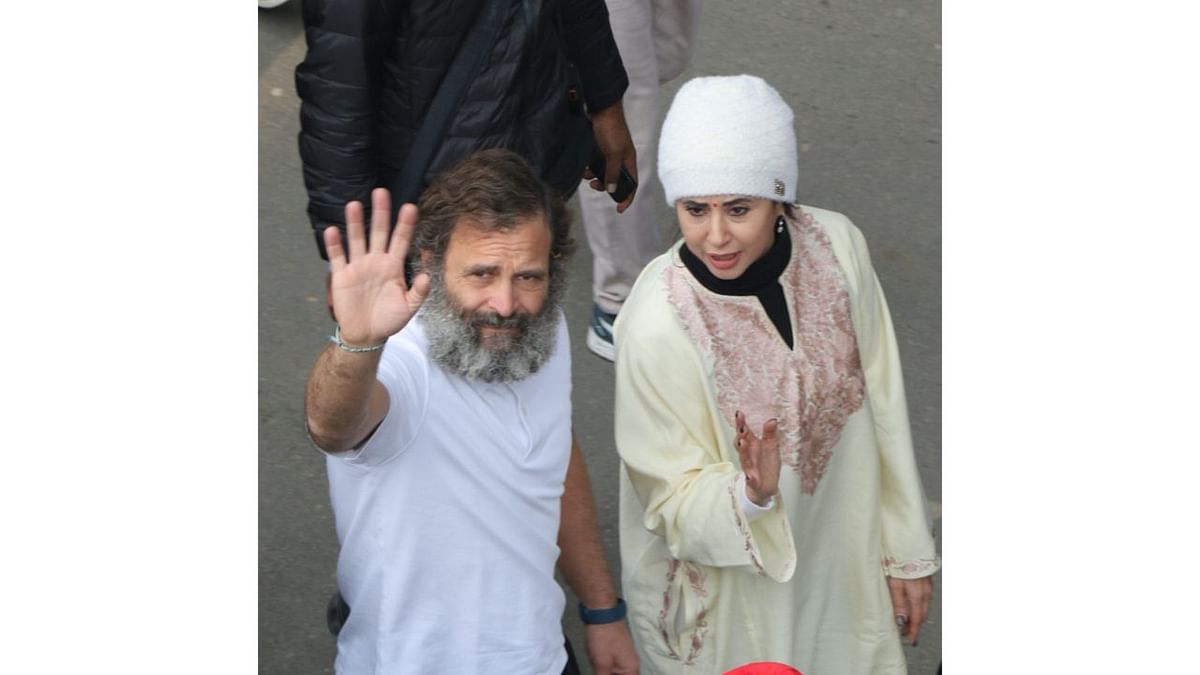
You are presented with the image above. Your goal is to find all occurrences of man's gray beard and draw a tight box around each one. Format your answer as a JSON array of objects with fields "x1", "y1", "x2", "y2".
[{"x1": 419, "y1": 270, "x2": 561, "y2": 383}]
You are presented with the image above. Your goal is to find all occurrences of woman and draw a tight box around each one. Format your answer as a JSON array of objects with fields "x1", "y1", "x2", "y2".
[{"x1": 614, "y1": 75, "x2": 939, "y2": 674}]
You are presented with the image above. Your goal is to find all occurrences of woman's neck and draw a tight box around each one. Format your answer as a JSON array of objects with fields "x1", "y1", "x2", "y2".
[{"x1": 679, "y1": 223, "x2": 791, "y2": 296}]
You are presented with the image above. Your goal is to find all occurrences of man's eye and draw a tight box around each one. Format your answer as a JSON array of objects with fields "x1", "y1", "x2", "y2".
[
  {"x1": 686, "y1": 207, "x2": 705, "y2": 217},
  {"x1": 729, "y1": 207, "x2": 749, "y2": 216}
]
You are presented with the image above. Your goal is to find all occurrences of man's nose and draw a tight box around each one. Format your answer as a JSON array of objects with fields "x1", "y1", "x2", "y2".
[{"x1": 487, "y1": 280, "x2": 517, "y2": 317}]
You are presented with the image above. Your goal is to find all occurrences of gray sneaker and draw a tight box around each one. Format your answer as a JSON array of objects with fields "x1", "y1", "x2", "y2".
[{"x1": 586, "y1": 304, "x2": 616, "y2": 362}]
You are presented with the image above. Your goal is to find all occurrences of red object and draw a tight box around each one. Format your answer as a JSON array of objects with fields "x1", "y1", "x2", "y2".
[{"x1": 723, "y1": 662, "x2": 803, "y2": 675}]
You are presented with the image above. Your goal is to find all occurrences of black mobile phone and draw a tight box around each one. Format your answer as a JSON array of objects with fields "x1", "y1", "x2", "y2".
[{"x1": 588, "y1": 148, "x2": 637, "y2": 203}]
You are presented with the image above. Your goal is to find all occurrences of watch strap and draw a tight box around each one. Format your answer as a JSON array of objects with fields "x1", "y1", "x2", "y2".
[{"x1": 578, "y1": 598, "x2": 627, "y2": 625}]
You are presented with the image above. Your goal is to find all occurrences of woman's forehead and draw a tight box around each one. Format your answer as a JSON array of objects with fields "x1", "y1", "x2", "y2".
[{"x1": 679, "y1": 195, "x2": 762, "y2": 205}]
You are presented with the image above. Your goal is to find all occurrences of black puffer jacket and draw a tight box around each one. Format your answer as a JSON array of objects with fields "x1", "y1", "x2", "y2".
[{"x1": 295, "y1": 0, "x2": 628, "y2": 255}]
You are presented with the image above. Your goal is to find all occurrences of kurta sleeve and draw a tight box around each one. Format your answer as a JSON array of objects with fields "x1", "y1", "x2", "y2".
[
  {"x1": 843, "y1": 223, "x2": 941, "y2": 579},
  {"x1": 614, "y1": 301, "x2": 796, "y2": 582}
]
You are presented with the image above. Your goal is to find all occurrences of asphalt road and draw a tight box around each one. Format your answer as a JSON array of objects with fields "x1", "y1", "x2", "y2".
[{"x1": 259, "y1": 1, "x2": 941, "y2": 673}]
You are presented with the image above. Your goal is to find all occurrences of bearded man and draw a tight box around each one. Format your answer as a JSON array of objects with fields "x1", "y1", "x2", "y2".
[{"x1": 304, "y1": 149, "x2": 639, "y2": 675}]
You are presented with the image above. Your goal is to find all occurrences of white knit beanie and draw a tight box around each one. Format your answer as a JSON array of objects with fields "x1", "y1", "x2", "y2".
[{"x1": 658, "y1": 75, "x2": 798, "y2": 205}]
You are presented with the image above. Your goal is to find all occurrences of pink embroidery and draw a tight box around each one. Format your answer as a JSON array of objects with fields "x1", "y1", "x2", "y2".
[
  {"x1": 883, "y1": 556, "x2": 940, "y2": 577},
  {"x1": 728, "y1": 480, "x2": 766, "y2": 576},
  {"x1": 666, "y1": 209, "x2": 866, "y2": 494},
  {"x1": 657, "y1": 560, "x2": 682, "y2": 661},
  {"x1": 657, "y1": 558, "x2": 711, "y2": 665}
]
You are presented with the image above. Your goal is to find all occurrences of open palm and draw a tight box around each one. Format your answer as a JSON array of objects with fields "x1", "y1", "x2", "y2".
[
  {"x1": 734, "y1": 410, "x2": 781, "y2": 506},
  {"x1": 325, "y1": 188, "x2": 431, "y2": 346}
]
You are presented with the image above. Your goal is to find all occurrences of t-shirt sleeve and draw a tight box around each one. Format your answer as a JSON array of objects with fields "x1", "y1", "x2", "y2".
[{"x1": 330, "y1": 335, "x2": 429, "y2": 469}]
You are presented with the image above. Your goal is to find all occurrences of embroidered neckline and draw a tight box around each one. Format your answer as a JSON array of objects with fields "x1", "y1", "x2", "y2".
[{"x1": 664, "y1": 209, "x2": 866, "y2": 494}]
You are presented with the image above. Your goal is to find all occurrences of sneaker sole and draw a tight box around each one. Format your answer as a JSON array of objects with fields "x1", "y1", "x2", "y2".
[{"x1": 586, "y1": 329, "x2": 616, "y2": 362}]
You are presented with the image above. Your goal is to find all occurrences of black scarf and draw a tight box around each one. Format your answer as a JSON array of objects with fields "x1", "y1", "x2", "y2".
[{"x1": 678, "y1": 223, "x2": 794, "y2": 349}]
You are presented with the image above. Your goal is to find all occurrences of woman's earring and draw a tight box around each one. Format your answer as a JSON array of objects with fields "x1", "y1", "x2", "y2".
[{"x1": 775, "y1": 215, "x2": 785, "y2": 234}]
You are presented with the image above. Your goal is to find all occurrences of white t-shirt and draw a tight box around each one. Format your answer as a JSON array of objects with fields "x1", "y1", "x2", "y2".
[{"x1": 325, "y1": 311, "x2": 573, "y2": 675}]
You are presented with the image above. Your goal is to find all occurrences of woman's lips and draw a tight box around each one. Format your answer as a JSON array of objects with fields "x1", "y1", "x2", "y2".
[{"x1": 708, "y1": 251, "x2": 740, "y2": 270}]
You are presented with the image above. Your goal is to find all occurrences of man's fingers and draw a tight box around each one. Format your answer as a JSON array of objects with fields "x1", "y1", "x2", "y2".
[
  {"x1": 369, "y1": 188, "x2": 392, "y2": 254},
  {"x1": 614, "y1": 154, "x2": 633, "y2": 212},
  {"x1": 324, "y1": 226, "x2": 347, "y2": 270},
  {"x1": 390, "y1": 203, "x2": 419, "y2": 259},
  {"x1": 622, "y1": 153, "x2": 639, "y2": 183},
  {"x1": 345, "y1": 199, "x2": 367, "y2": 260},
  {"x1": 604, "y1": 156, "x2": 620, "y2": 195},
  {"x1": 613, "y1": 154, "x2": 637, "y2": 213}
]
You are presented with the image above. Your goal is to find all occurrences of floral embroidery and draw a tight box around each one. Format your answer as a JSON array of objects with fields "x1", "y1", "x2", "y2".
[
  {"x1": 657, "y1": 558, "x2": 711, "y2": 665},
  {"x1": 882, "y1": 556, "x2": 940, "y2": 577},
  {"x1": 728, "y1": 479, "x2": 766, "y2": 576},
  {"x1": 657, "y1": 560, "x2": 682, "y2": 661},
  {"x1": 666, "y1": 209, "x2": 866, "y2": 494}
]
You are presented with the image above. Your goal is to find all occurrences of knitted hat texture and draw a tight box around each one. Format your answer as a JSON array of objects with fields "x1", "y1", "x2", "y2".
[{"x1": 657, "y1": 75, "x2": 798, "y2": 205}]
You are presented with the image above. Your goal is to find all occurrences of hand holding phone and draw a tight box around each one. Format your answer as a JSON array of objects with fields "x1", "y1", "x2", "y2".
[{"x1": 587, "y1": 147, "x2": 637, "y2": 204}]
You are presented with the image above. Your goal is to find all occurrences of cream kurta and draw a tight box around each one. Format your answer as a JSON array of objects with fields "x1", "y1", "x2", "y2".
[{"x1": 614, "y1": 206, "x2": 939, "y2": 674}]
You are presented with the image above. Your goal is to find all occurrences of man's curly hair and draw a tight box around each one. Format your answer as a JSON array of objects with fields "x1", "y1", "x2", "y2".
[{"x1": 413, "y1": 149, "x2": 576, "y2": 287}]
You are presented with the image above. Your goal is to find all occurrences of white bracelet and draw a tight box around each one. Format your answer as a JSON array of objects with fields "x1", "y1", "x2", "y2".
[{"x1": 329, "y1": 325, "x2": 387, "y2": 353}]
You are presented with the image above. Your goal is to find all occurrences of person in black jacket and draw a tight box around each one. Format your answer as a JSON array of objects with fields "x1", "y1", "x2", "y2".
[{"x1": 296, "y1": 0, "x2": 638, "y2": 259}]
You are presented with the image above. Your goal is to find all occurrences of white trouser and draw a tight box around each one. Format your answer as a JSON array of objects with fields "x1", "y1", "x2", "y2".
[{"x1": 579, "y1": 0, "x2": 703, "y2": 315}]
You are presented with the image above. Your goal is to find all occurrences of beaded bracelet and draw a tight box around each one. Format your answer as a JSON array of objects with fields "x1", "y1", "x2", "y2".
[{"x1": 329, "y1": 325, "x2": 387, "y2": 353}]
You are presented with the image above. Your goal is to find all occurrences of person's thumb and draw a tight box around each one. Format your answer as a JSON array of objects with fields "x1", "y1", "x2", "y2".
[
  {"x1": 408, "y1": 271, "x2": 432, "y2": 310},
  {"x1": 762, "y1": 418, "x2": 779, "y2": 444}
]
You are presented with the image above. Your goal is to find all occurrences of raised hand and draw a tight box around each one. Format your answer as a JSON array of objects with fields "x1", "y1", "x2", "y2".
[
  {"x1": 324, "y1": 188, "x2": 431, "y2": 347},
  {"x1": 734, "y1": 411, "x2": 781, "y2": 507}
]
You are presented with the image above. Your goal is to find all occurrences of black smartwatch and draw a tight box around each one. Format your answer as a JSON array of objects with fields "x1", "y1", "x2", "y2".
[{"x1": 578, "y1": 598, "x2": 627, "y2": 625}]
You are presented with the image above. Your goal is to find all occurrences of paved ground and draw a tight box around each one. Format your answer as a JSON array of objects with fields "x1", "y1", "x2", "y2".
[{"x1": 259, "y1": 1, "x2": 940, "y2": 672}]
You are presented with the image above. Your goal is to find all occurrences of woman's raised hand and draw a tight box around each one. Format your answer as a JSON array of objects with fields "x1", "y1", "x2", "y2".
[
  {"x1": 323, "y1": 188, "x2": 431, "y2": 347},
  {"x1": 734, "y1": 411, "x2": 781, "y2": 507}
]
